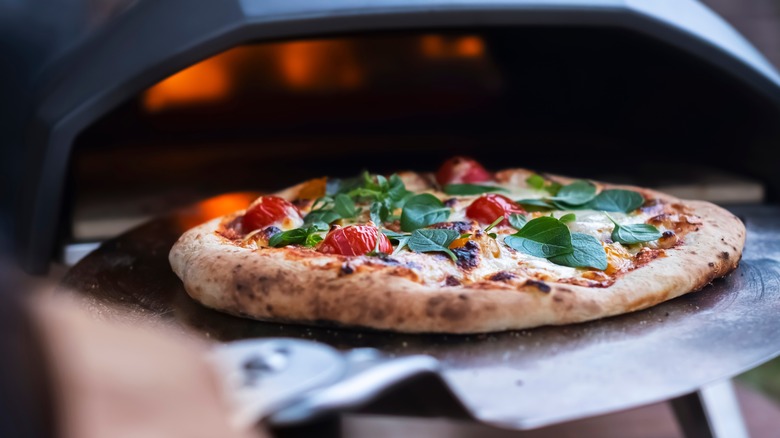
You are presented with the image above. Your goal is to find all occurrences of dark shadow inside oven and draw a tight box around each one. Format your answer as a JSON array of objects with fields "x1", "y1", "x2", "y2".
[{"x1": 67, "y1": 26, "x2": 780, "y2": 243}]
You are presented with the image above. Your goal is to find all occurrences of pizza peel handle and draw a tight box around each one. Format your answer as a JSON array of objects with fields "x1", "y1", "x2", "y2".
[{"x1": 211, "y1": 338, "x2": 468, "y2": 429}]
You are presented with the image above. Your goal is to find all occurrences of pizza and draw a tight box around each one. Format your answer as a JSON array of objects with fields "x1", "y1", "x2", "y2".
[{"x1": 169, "y1": 157, "x2": 745, "y2": 333}]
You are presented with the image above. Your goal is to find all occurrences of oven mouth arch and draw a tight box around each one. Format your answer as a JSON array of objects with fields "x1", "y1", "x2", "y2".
[{"x1": 18, "y1": 0, "x2": 780, "y2": 273}]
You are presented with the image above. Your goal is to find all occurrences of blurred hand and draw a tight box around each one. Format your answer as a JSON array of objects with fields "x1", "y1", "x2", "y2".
[{"x1": 31, "y1": 295, "x2": 261, "y2": 438}]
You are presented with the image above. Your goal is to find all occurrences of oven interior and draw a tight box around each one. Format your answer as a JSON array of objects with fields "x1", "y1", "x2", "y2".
[{"x1": 64, "y1": 27, "x2": 780, "y2": 257}]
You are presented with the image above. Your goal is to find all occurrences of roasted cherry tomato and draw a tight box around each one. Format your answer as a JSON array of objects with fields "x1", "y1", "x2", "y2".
[
  {"x1": 242, "y1": 196, "x2": 303, "y2": 231},
  {"x1": 318, "y1": 225, "x2": 392, "y2": 256},
  {"x1": 466, "y1": 194, "x2": 524, "y2": 225},
  {"x1": 435, "y1": 156, "x2": 492, "y2": 186}
]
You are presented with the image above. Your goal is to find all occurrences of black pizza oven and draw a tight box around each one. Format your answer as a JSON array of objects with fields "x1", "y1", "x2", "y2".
[
  {"x1": 4, "y1": 0, "x2": 780, "y2": 274},
  {"x1": 4, "y1": 2, "x2": 780, "y2": 437}
]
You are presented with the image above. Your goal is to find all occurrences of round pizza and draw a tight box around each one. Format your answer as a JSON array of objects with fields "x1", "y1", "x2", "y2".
[{"x1": 169, "y1": 157, "x2": 745, "y2": 333}]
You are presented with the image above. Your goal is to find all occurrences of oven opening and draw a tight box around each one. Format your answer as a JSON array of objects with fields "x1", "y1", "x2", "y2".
[{"x1": 65, "y1": 27, "x2": 779, "y2": 260}]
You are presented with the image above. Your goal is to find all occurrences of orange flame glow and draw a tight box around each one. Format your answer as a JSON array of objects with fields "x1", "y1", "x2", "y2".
[
  {"x1": 420, "y1": 35, "x2": 484, "y2": 58},
  {"x1": 276, "y1": 40, "x2": 363, "y2": 91},
  {"x1": 143, "y1": 57, "x2": 232, "y2": 112}
]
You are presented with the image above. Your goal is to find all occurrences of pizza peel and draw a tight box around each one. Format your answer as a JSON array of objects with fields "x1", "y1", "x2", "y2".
[{"x1": 58, "y1": 193, "x2": 780, "y2": 430}]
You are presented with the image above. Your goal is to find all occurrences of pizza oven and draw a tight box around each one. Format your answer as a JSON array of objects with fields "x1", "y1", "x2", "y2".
[
  {"x1": 6, "y1": 0, "x2": 780, "y2": 274},
  {"x1": 3, "y1": 1, "x2": 780, "y2": 437}
]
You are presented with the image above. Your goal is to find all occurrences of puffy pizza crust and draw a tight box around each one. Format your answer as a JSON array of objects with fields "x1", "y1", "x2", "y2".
[{"x1": 169, "y1": 173, "x2": 745, "y2": 334}]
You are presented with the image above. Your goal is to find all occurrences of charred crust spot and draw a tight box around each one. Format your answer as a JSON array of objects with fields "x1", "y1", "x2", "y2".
[
  {"x1": 425, "y1": 295, "x2": 470, "y2": 321},
  {"x1": 635, "y1": 248, "x2": 662, "y2": 266},
  {"x1": 662, "y1": 230, "x2": 675, "y2": 238},
  {"x1": 367, "y1": 253, "x2": 401, "y2": 265},
  {"x1": 370, "y1": 308, "x2": 388, "y2": 321},
  {"x1": 441, "y1": 305, "x2": 469, "y2": 321},
  {"x1": 720, "y1": 251, "x2": 730, "y2": 260},
  {"x1": 425, "y1": 296, "x2": 445, "y2": 317},
  {"x1": 453, "y1": 241, "x2": 480, "y2": 270},
  {"x1": 525, "y1": 279, "x2": 551, "y2": 293},
  {"x1": 431, "y1": 221, "x2": 473, "y2": 234},
  {"x1": 553, "y1": 295, "x2": 564, "y2": 303},
  {"x1": 458, "y1": 294, "x2": 468, "y2": 300},
  {"x1": 340, "y1": 264, "x2": 354, "y2": 275},
  {"x1": 266, "y1": 304, "x2": 274, "y2": 313},
  {"x1": 236, "y1": 283, "x2": 244, "y2": 291},
  {"x1": 489, "y1": 271, "x2": 516, "y2": 282},
  {"x1": 217, "y1": 227, "x2": 242, "y2": 240},
  {"x1": 708, "y1": 262, "x2": 715, "y2": 267},
  {"x1": 445, "y1": 276, "x2": 461, "y2": 287}
]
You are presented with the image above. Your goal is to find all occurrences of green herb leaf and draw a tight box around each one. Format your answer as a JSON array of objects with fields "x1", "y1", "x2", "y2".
[
  {"x1": 526, "y1": 174, "x2": 562, "y2": 195},
  {"x1": 526, "y1": 174, "x2": 546, "y2": 190},
  {"x1": 508, "y1": 213, "x2": 528, "y2": 230},
  {"x1": 382, "y1": 229, "x2": 411, "y2": 254},
  {"x1": 549, "y1": 233, "x2": 607, "y2": 270},
  {"x1": 386, "y1": 174, "x2": 413, "y2": 208},
  {"x1": 516, "y1": 199, "x2": 554, "y2": 211},
  {"x1": 484, "y1": 216, "x2": 504, "y2": 233},
  {"x1": 333, "y1": 194, "x2": 357, "y2": 218},
  {"x1": 304, "y1": 209, "x2": 341, "y2": 226},
  {"x1": 545, "y1": 181, "x2": 563, "y2": 196},
  {"x1": 587, "y1": 189, "x2": 645, "y2": 213},
  {"x1": 549, "y1": 180, "x2": 597, "y2": 206},
  {"x1": 559, "y1": 213, "x2": 576, "y2": 224},
  {"x1": 400, "y1": 194, "x2": 451, "y2": 232},
  {"x1": 444, "y1": 184, "x2": 509, "y2": 195},
  {"x1": 328, "y1": 175, "x2": 364, "y2": 196},
  {"x1": 269, "y1": 226, "x2": 324, "y2": 248},
  {"x1": 503, "y1": 216, "x2": 573, "y2": 258},
  {"x1": 407, "y1": 229, "x2": 459, "y2": 261},
  {"x1": 369, "y1": 201, "x2": 388, "y2": 225},
  {"x1": 304, "y1": 232, "x2": 324, "y2": 247},
  {"x1": 612, "y1": 223, "x2": 663, "y2": 245}
]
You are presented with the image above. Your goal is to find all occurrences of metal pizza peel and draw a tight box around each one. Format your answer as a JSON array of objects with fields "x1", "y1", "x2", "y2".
[{"x1": 58, "y1": 194, "x2": 780, "y2": 434}]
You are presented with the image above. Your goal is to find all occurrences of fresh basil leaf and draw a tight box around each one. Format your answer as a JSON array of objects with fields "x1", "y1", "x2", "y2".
[
  {"x1": 333, "y1": 194, "x2": 357, "y2": 218},
  {"x1": 328, "y1": 175, "x2": 364, "y2": 196},
  {"x1": 484, "y1": 216, "x2": 504, "y2": 233},
  {"x1": 508, "y1": 213, "x2": 528, "y2": 230},
  {"x1": 387, "y1": 174, "x2": 413, "y2": 207},
  {"x1": 526, "y1": 174, "x2": 546, "y2": 190},
  {"x1": 304, "y1": 232, "x2": 324, "y2": 247},
  {"x1": 612, "y1": 223, "x2": 663, "y2": 245},
  {"x1": 549, "y1": 180, "x2": 597, "y2": 206},
  {"x1": 407, "y1": 229, "x2": 459, "y2": 261},
  {"x1": 369, "y1": 202, "x2": 387, "y2": 225},
  {"x1": 310, "y1": 196, "x2": 333, "y2": 211},
  {"x1": 503, "y1": 216, "x2": 573, "y2": 258},
  {"x1": 544, "y1": 181, "x2": 563, "y2": 196},
  {"x1": 304, "y1": 209, "x2": 341, "y2": 226},
  {"x1": 400, "y1": 194, "x2": 451, "y2": 232},
  {"x1": 516, "y1": 199, "x2": 554, "y2": 211},
  {"x1": 587, "y1": 189, "x2": 645, "y2": 213},
  {"x1": 381, "y1": 229, "x2": 411, "y2": 254},
  {"x1": 443, "y1": 184, "x2": 509, "y2": 195},
  {"x1": 268, "y1": 228, "x2": 306, "y2": 247},
  {"x1": 375, "y1": 174, "x2": 388, "y2": 189},
  {"x1": 559, "y1": 213, "x2": 576, "y2": 224},
  {"x1": 549, "y1": 233, "x2": 607, "y2": 270}
]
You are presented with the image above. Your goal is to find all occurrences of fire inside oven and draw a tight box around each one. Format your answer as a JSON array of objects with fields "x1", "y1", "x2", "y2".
[{"x1": 67, "y1": 28, "x2": 776, "y2": 255}]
